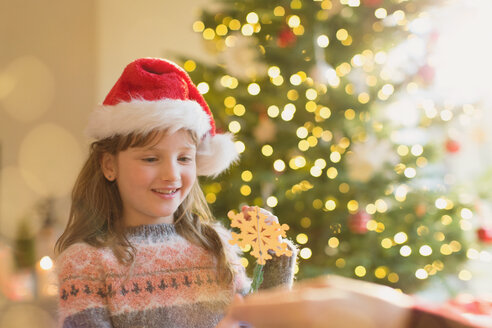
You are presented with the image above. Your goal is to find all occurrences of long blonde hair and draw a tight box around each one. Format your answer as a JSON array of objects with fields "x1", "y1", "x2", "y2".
[{"x1": 55, "y1": 129, "x2": 234, "y2": 283}]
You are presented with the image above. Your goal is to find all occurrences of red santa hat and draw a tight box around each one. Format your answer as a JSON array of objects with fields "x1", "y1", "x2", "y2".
[{"x1": 85, "y1": 57, "x2": 238, "y2": 177}]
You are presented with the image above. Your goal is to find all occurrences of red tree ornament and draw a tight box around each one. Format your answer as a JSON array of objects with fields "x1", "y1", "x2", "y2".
[
  {"x1": 348, "y1": 210, "x2": 371, "y2": 234},
  {"x1": 418, "y1": 64, "x2": 435, "y2": 84},
  {"x1": 445, "y1": 139, "x2": 461, "y2": 153},
  {"x1": 415, "y1": 203, "x2": 427, "y2": 217},
  {"x1": 362, "y1": 0, "x2": 383, "y2": 7},
  {"x1": 477, "y1": 227, "x2": 492, "y2": 243},
  {"x1": 277, "y1": 27, "x2": 297, "y2": 48}
]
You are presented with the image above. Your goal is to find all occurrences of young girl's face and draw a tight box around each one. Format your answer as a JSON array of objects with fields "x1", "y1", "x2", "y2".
[{"x1": 103, "y1": 129, "x2": 197, "y2": 226}]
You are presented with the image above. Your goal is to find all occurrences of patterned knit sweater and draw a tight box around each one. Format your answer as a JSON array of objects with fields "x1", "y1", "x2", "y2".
[{"x1": 56, "y1": 223, "x2": 297, "y2": 328}]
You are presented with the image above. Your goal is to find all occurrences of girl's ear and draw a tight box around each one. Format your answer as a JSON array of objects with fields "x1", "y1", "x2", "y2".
[{"x1": 101, "y1": 153, "x2": 117, "y2": 181}]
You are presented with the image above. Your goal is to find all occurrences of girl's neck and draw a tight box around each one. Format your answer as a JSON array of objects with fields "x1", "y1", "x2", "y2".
[
  {"x1": 123, "y1": 214, "x2": 174, "y2": 227},
  {"x1": 125, "y1": 222, "x2": 177, "y2": 239}
]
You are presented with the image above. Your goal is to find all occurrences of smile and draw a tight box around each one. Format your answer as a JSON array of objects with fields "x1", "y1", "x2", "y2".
[{"x1": 152, "y1": 188, "x2": 179, "y2": 195}]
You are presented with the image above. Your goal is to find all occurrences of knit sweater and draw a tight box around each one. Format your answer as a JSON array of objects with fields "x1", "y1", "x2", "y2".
[{"x1": 56, "y1": 223, "x2": 297, "y2": 328}]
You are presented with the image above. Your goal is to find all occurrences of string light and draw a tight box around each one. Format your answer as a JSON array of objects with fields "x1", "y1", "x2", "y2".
[
  {"x1": 374, "y1": 266, "x2": 387, "y2": 279},
  {"x1": 347, "y1": 200, "x2": 359, "y2": 212},
  {"x1": 305, "y1": 88, "x2": 318, "y2": 100},
  {"x1": 183, "y1": 60, "x2": 196, "y2": 72},
  {"x1": 394, "y1": 232, "x2": 408, "y2": 244},
  {"x1": 206, "y1": 193, "x2": 216, "y2": 204},
  {"x1": 290, "y1": 74, "x2": 302, "y2": 86},
  {"x1": 193, "y1": 21, "x2": 205, "y2": 32},
  {"x1": 247, "y1": 83, "x2": 260, "y2": 95},
  {"x1": 240, "y1": 257, "x2": 249, "y2": 268},
  {"x1": 366, "y1": 204, "x2": 377, "y2": 214},
  {"x1": 281, "y1": 104, "x2": 296, "y2": 121},
  {"x1": 216, "y1": 24, "x2": 228, "y2": 36},
  {"x1": 328, "y1": 237, "x2": 339, "y2": 248},
  {"x1": 273, "y1": 6, "x2": 285, "y2": 16},
  {"x1": 228, "y1": 121, "x2": 241, "y2": 133},
  {"x1": 271, "y1": 75, "x2": 284, "y2": 86},
  {"x1": 381, "y1": 238, "x2": 393, "y2": 249},
  {"x1": 336, "y1": 29, "x2": 349, "y2": 41},
  {"x1": 246, "y1": 12, "x2": 259, "y2": 24},
  {"x1": 324, "y1": 199, "x2": 336, "y2": 211},
  {"x1": 241, "y1": 170, "x2": 253, "y2": 182},
  {"x1": 266, "y1": 196, "x2": 278, "y2": 207},
  {"x1": 268, "y1": 66, "x2": 281, "y2": 78},
  {"x1": 196, "y1": 82, "x2": 209, "y2": 94},
  {"x1": 229, "y1": 19, "x2": 241, "y2": 30},
  {"x1": 317, "y1": 35, "x2": 330, "y2": 48},
  {"x1": 300, "y1": 248, "x2": 312, "y2": 259},
  {"x1": 375, "y1": 8, "x2": 388, "y2": 19},
  {"x1": 203, "y1": 28, "x2": 215, "y2": 40},
  {"x1": 273, "y1": 159, "x2": 286, "y2": 172},
  {"x1": 415, "y1": 269, "x2": 428, "y2": 280},
  {"x1": 404, "y1": 167, "x2": 416, "y2": 178},
  {"x1": 339, "y1": 183, "x2": 350, "y2": 193},
  {"x1": 261, "y1": 145, "x2": 273, "y2": 156},
  {"x1": 355, "y1": 266, "x2": 366, "y2": 277},
  {"x1": 336, "y1": 258, "x2": 346, "y2": 268},
  {"x1": 344, "y1": 109, "x2": 355, "y2": 120},
  {"x1": 39, "y1": 256, "x2": 54, "y2": 270},
  {"x1": 458, "y1": 270, "x2": 472, "y2": 281},
  {"x1": 419, "y1": 245, "x2": 432, "y2": 256},
  {"x1": 460, "y1": 208, "x2": 473, "y2": 219},
  {"x1": 296, "y1": 127, "x2": 308, "y2": 138},
  {"x1": 400, "y1": 246, "x2": 412, "y2": 257},
  {"x1": 241, "y1": 24, "x2": 254, "y2": 36},
  {"x1": 287, "y1": 15, "x2": 301, "y2": 28},
  {"x1": 233, "y1": 104, "x2": 245, "y2": 116},
  {"x1": 290, "y1": 0, "x2": 302, "y2": 10},
  {"x1": 298, "y1": 140, "x2": 309, "y2": 151},
  {"x1": 327, "y1": 167, "x2": 338, "y2": 179},
  {"x1": 296, "y1": 233, "x2": 308, "y2": 244},
  {"x1": 310, "y1": 166, "x2": 323, "y2": 177},
  {"x1": 234, "y1": 141, "x2": 245, "y2": 153},
  {"x1": 240, "y1": 185, "x2": 251, "y2": 196},
  {"x1": 330, "y1": 151, "x2": 341, "y2": 163},
  {"x1": 300, "y1": 217, "x2": 311, "y2": 228},
  {"x1": 267, "y1": 105, "x2": 280, "y2": 118}
]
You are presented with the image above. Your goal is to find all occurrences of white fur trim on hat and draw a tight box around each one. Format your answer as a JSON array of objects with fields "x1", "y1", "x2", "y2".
[
  {"x1": 85, "y1": 99, "x2": 211, "y2": 140},
  {"x1": 197, "y1": 133, "x2": 239, "y2": 177}
]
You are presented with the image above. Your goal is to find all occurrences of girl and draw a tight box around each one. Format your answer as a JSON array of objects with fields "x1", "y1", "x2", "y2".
[{"x1": 55, "y1": 58, "x2": 297, "y2": 328}]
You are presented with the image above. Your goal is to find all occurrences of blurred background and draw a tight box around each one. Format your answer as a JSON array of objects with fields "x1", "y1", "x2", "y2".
[{"x1": 1, "y1": 0, "x2": 492, "y2": 326}]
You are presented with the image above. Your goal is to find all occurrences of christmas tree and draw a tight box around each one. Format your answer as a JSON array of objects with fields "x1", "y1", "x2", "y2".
[{"x1": 181, "y1": 0, "x2": 474, "y2": 292}]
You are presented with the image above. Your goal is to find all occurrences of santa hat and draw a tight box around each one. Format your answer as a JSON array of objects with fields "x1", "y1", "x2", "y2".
[{"x1": 85, "y1": 57, "x2": 238, "y2": 177}]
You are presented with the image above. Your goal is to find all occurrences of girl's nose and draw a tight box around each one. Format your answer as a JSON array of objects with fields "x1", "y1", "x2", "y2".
[{"x1": 160, "y1": 160, "x2": 180, "y2": 181}]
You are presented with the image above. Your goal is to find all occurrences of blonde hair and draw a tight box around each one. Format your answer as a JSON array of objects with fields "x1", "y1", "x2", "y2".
[{"x1": 55, "y1": 129, "x2": 234, "y2": 283}]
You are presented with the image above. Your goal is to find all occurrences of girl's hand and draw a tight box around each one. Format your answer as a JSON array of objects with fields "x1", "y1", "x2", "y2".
[{"x1": 241, "y1": 206, "x2": 282, "y2": 242}]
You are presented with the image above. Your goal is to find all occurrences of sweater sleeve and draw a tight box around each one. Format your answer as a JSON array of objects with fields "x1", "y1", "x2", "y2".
[
  {"x1": 56, "y1": 243, "x2": 113, "y2": 328},
  {"x1": 259, "y1": 238, "x2": 298, "y2": 290}
]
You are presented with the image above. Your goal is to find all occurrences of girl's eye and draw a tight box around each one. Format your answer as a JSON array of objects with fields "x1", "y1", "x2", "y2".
[
  {"x1": 143, "y1": 157, "x2": 158, "y2": 163},
  {"x1": 179, "y1": 156, "x2": 193, "y2": 163}
]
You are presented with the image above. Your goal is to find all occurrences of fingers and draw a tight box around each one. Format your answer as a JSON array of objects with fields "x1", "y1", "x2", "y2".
[{"x1": 241, "y1": 206, "x2": 279, "y2": 225}]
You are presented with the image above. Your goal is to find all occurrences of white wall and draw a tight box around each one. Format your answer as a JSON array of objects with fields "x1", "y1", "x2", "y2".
[
  {"x1": 96, "y1": 0, "x2": 214, "y2": 101},
  {"x1": 0, "y1": 0, "x2": 213, "y2": 240},
  {"x1": 0, "y1": 0, "x2": 97, "y2": 240}
]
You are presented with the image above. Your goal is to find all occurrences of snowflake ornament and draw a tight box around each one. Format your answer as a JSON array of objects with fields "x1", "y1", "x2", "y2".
[{"x1": 228, "y1": 207, "x2": 292, "y2": 265}]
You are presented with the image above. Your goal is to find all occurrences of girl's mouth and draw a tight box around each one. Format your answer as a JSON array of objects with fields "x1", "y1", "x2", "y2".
[{"x1": 152, "y1": 188, "x2": 179, "y2": 195}]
